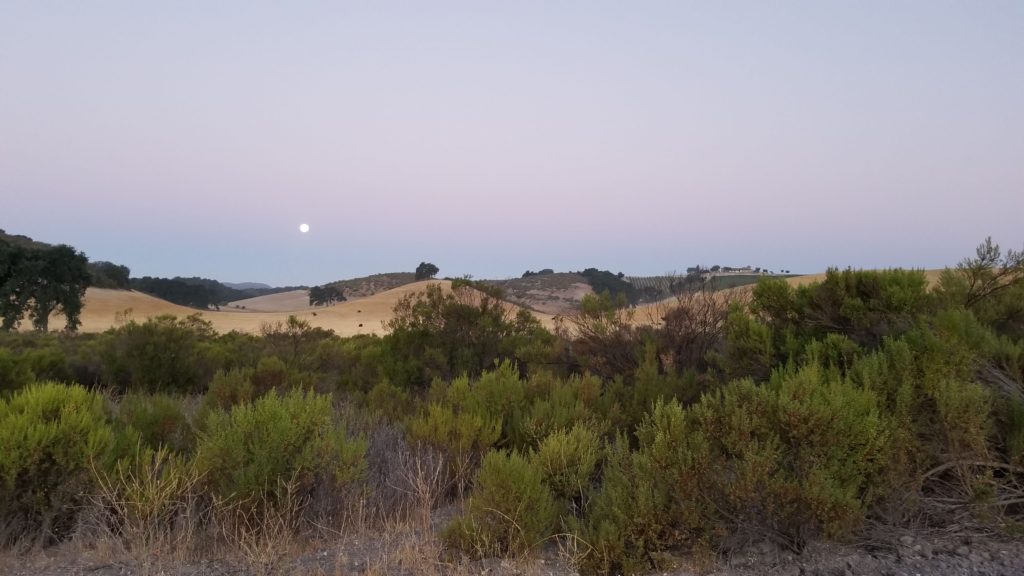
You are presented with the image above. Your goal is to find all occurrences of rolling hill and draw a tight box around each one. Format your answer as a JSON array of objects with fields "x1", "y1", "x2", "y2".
[{"x1": 47, "y1": 280, "x2": 557, "y2": 336}]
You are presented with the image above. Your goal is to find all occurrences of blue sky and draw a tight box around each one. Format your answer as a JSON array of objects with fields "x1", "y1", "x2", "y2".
[{"x1": 2, "y1": 1, "x2": 1022, "y2": 285}]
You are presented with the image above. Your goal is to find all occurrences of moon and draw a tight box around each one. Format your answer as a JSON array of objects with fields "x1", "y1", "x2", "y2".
[{"x1": 299, "y1": 223, "x2": 310, "y2": 233}]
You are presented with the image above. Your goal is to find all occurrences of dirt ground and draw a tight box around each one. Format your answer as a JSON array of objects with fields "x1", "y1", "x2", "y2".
[{"x1": 4, "y1": 528, "x2": 1022, "y2": 576}]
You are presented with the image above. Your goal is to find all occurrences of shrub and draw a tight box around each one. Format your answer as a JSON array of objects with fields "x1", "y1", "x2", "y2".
[
  {"x1": 556, "y1": 292, "x2": 641, "y2": 380},
  {"x1": 444, "y1": 450, "x2": 557, "y2": 557},
  {"x1": 364, "y1": 379, "x2": 412, "y2": 422},
  {"x1": 753, "y1": 268, "x2": 933, "y2": 349},
  {"x1": 532, "y1": 423, "x2": 602, "y2": 504},
  {"x1": 0, "y1": 382, "x2": 119, "y2": 543},
  {"x1": 0, "y1": 348, "x2": 34, "y2": 393},
  {"x1": 576, "y1": 435, "x2": 678, "y2": 575},
  {"x1": 1005, "y1": 398, "x2": 1024, "y2": 467},
  {"x1": 463, "y1": 361, "x2": 528, "y2": 447},
  {"x1": 580, "y1": 367, "x2": 891, "y2": 573},
  {"x1": 99, "y1": 314, "x2": 216, "y2": 394},
  {"x1": 383, "y1": 284, "x2": 548, "y2": 387},
  {"x1": 203, "y1": 368, "x2": 254, "y2": 411},
  {"x1": 195, "y1": 390, "x2": 367, "y2": 509},
  {"x1": 521, "y1": 372, "x2": 604, "y2": 445},
  {"x1": 668, "y1": 366, "x2": 890, "y2": 549},
  {"x1": 716, "y1": 307, "x2": 774, "y2": 381},
  {"x1": 118, "y1": 392, "x2": 193, "y2": 453},
  {"x1": 251, "y1": 355, "x2": 288, "y2": 396},
  {"x1": 406, "y1": 400, "x2": 501, "y2": 493},
  {"x1": 802, "y1": 333, "x2": 861, "y2": 375}
]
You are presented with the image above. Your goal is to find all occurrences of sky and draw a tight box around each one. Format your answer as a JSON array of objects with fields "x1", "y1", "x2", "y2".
[{"x1": 1, "y1": 1, "x2": 1022, "y2": 286}]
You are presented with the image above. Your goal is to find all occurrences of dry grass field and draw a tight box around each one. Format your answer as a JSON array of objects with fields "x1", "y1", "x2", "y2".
[
  {"x1": 226, "y1": 289, "x2": 315, "y2": 312},
  {"x1": 48, "y1": 280, "x2": 557, "y2": 336}
]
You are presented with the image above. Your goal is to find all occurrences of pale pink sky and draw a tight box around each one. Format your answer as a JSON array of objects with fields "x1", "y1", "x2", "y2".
[{"x1": 2, "y1": 1, "x2": 1022, "y2": 285}]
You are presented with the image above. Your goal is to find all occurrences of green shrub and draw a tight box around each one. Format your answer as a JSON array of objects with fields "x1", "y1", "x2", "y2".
[
  {"x1": 580, "y1": 367, "x2": 891, "y2": 573},
  {"x1": 464, "y1": 361, "x2": 528, "y2": 447},
  {"x1": 576, "y1": 435, "x2": 678, "y2": 575},
  {"x1": 522, "y1": 372, "x2": 604, "y2": 445},
  {"x1": 203, "y1": 368, "x2": 254, "y2": 411},
  {"x1": 673, "y1": 366, "x2": 890, "y2": 548},
  {"x1": 532, "y1": 423, "x2": 602, "y2": 504},
  {"x1": 406, "y1": 400, "x2": 501, "y2": 492},
  {"x1": 930, "y1": 378, "x2": 992, "y2": 466},
  {"x1": 195, "y1": 389, "x2": 366, "y2": 507},
  {"x1": 0, "y1": 348, "x2": 34, "y2": 394},
  {"x1": 99, "y1": 315, "x2": 217, "y2": 394},
  {"x1": 251, "y1": 355, "x2": 288, "y2": 396},
  {"x1": 716, "y1": 307, "x2": 774, "y2": 381},
  {"x1": 753, "y1": 268, "x2": 933, "y2": 349},
  {"x1": 364, "y1": 379, "x2": 412, "y2": 422},
  {"x1": 802, "y1": 333, "x2": 861, "y2": 375},
  {"x1": 118, "y1": 392, "x2": 193, "y2": 453},
  {"x1": 1006, "y1": 399, "x2": 1024, "y2": 467},
  {"x1": 444, "y1": 450, "x2": 557, "y2": 557},
  {"x1": 0, "y1": 382, "x2": 119, "y2": 542},
  {"x1": 406, "y1": 365, "x2": 535, "y2": 490}
]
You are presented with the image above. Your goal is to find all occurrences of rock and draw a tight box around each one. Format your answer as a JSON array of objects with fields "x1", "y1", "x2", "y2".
[{"x1": 956, "y1": 545, "x2": 971, "y2": 557}]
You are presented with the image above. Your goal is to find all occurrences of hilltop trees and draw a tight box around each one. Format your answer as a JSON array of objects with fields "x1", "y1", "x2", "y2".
[
  {"x1": 130, "y1": 277, "x2": 216, "y2": 309},
  {"x1": 415, "y1": 262, "x2": 439, "y2": 280},
  {"x1": 309, "y1": 285, "x2": 345, "y2": 306},
  {"x1": 579, "y1": 268, "x2": 637, "y2": 304},
  {"x1": 0, "y1": 241, "x2": 90, "y2": 332},
  {"x1": 87, "y1": 261, "x2": 131, "y2": 289}
]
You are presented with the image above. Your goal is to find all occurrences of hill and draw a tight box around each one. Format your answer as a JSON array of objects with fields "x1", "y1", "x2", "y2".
[
  {"x1": 227, "y1": 289, "x2": 314, "y2": 312},
  {"x1": 324, "y1": 272, "x2": 418, "y2": 299},
  {"x1": 222, "y1": 281, "x2": 271, "y2": 290},
  {"x1": 483, "y1": 273, "x2": 593, "y2": 315},
  {"x1": 0, "y1": 229, "x2": 53, "y2": 250},
  {"x1": 50, "y1": 280, "x2": 557, "y2": 336}
]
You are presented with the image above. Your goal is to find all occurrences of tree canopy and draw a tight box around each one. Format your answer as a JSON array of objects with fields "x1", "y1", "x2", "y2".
[
  {"x1": 0, "y1": 240, "x2": 91, "y2": 332},
  {"x1": 309, "y1": 285, "x2": 346, "y2": 306},
  {"x1": 415, "y1": 262, "x2": 439, "y2": 280}
]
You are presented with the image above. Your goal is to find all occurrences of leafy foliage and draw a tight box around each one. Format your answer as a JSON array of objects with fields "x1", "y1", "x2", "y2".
[
  {"x1": 309, "y1": 284, "x2": 345, "y2": 306},
  {"x1": 0, "y1": 382, "x2": 121, "y2": 543},
  {"x1": 415, "y1": 261, "x2": 440, "y2": 280},
  {"x1": 195, "y1": 389, "x2": 366, "y2": 506},
  {"x1": 0, "y1": 240, "x2": 91, "y2": 332},
  {"x1": 444, "y1": 450, "x2": 557, "y2": 557}
]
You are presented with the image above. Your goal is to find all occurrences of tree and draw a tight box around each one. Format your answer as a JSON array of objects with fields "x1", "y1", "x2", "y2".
[
  {"x1": 0, "y1": 241, "x2": 91, "y2": 332},
  {"x1": 955, "y1": 237, "x2": 1024, "y2": 308},
  {"x1": 309, "y1": 285, "x2": 345, "y2": 306},
  {"x1": 27, "y1": 245, "x2": 91, "y2": 332},
  {"x1": 87, "y1": 261, "x2": 131, "y2": 289},
  {"x1": 415, "y1": 262, "x2": 439, "y2": 280},
  {"x1": 383, "y1": 283, "x2": 550, "y2": 386},
  {"x1": 0, "y1": 241, "x2": 33, "y2": 330}
]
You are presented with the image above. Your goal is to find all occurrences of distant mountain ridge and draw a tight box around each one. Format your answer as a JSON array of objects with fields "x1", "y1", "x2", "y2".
[{"x1": 223, "y1": 282, "x2": 272, "y2": 290}]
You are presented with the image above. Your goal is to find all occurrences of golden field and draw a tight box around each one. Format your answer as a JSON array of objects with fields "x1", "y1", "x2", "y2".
[{"x1": 48, "y1": 280, "x2": 557, "y2": 336}]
